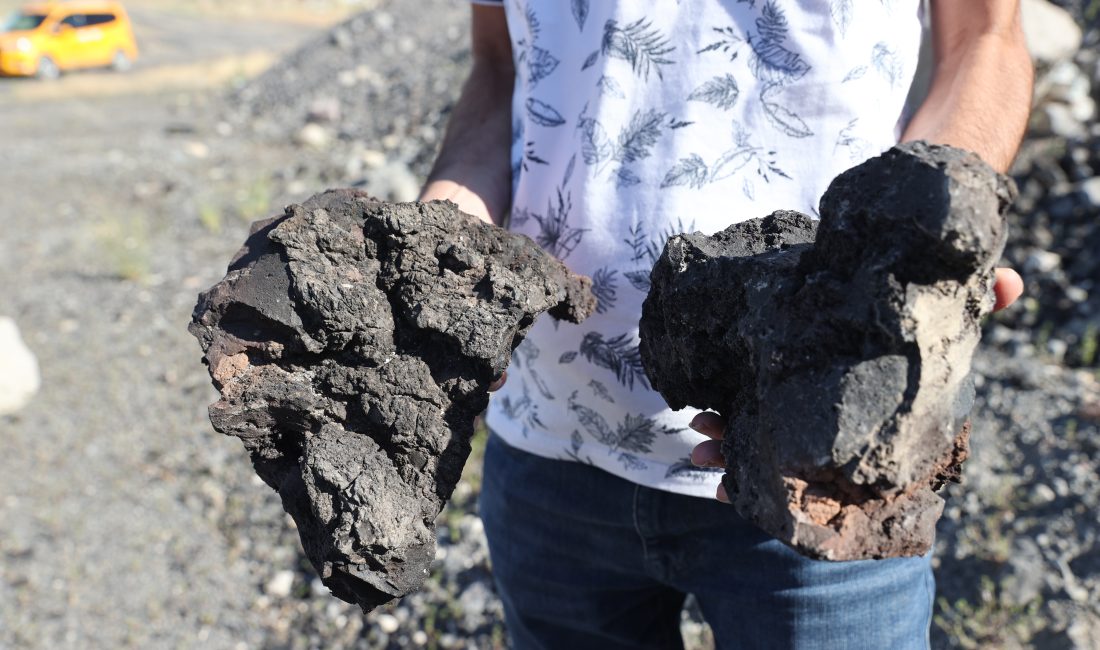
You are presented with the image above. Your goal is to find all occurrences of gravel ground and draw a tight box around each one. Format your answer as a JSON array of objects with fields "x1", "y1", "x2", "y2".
[{"x1": 1, "y1": 1, "x2": 1098, "y2": 648}]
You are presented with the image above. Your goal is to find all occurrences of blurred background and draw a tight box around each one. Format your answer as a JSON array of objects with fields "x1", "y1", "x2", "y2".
[{"x1": 0, "y1": 0, "x2": 1097, "y2": 648}]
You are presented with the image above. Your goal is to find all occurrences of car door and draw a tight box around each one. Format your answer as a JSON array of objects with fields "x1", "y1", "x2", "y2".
[
  {"x1": 55, "y1": 13, "x2": 113, "y2": 69},
  {"x1": 47, "y1": 13, "x2": 85, "y2": 69},
  {"x1": 83, "y1": 13, "x2": 120, "y2": 65}
]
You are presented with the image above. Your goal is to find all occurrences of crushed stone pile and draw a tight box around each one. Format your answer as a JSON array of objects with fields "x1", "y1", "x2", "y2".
[
  {"x1": 190, "y1": 189, "x2": 595, "y2": 611},
  {"x1": 640, "y1": 142, "x2": 1012, "y2": 561},
  {"x1": 226, "y1": 2, "x2": 469, "y2": 186},
  {"x1": 995, "y1": 134, "x2": 1100, "y2": 369}
]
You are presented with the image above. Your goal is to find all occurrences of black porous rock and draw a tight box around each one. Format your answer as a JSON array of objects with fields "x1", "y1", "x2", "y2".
[
  {"x1": 639, "y1": 142, "x2": 1014, "y2": 561},
  {"x1": 189, "y1": 189, "x2": 595, "y2": 610}
]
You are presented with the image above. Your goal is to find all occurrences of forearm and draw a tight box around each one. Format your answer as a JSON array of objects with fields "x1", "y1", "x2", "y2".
[
  {"x1": 902, "y1": 1, "x2": 1033, "y2": 173},
  {"x1": 420, "y1": 34, "x2": 514, "y2": 225}
]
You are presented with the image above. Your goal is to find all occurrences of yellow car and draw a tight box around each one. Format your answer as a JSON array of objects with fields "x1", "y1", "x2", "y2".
[{"x1": 0, "y1": 1, "x2": 138, "y2": 79}]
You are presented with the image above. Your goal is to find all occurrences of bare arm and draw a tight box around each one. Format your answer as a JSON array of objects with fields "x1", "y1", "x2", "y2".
[
  {"x1": 419, "y1": 5, "x2": 514, "y2": 225},
  {"x1": 901, "y1": 0, "x2": 1033, "y2": 173}
]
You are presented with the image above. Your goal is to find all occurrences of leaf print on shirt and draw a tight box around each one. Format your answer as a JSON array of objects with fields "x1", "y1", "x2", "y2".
[
  {"x1": 566, "y1": 393, "x2": 672, "y2": 462},
  {"x1": 579, "y1": 332, "x2": 649, "y2": 390},
  {"x1": 759, "y1": 83, "x2": 813, "y2": 138},
  {"x1": 531, "y1": 188, "x2": 587, "y2": 259},
  {"x1": 577, "y1": 105, "x2": 667, "y2": 184},
  {"x1": 512, "y1": 5, "x2": 560, "y2": 90},
  {"x1": 562, "y1": 153, "x2": 577, "y2": 186},
  {"x1": 845, "y1": 43, "x2": 902, "y2": 87},
  {"x1": 577, "y1": 103, "x2": 613, "y2": 165},
  {"x1": 871, "y1": 42, "x2": 902, "y2": 88},
  {"x1": 510, "y1": 205, "x2": 530, "y2": 227},
  {"x1": 523, "y1": 140, "x2": 549, "y2": 172},
  {"x1": 571, "y1": 0, "x2": 589, "y2": 31},
  {"x1": 834, "y1": 118, "x2": 871, "y2": 162},
  {"x1": 700, "y1": 2, "x2": 814, "y2": 139},
  {"x1": 499, "y1": 378, "x2": 545, "y2": 435},
  {"x1": 615, "y1": 168, "x2": 641, "y2": 188},
  {"x1": 830, "y1": 0, "x2": 853, "y2": 36},
  {"x1": 615, "y1": 109, "x2": 666, "y2": 164},
  {"x1": 528, "y1": 368, "x2": 555, "y2": 400},
  {"x1": 623, "y1": 270, "x2": 651, "y2": 293},
  {"x1": 842, "y1": 65, "x2": 868, "y2": 83},
  {"x1": 665, "y1": 457, "x2": 725, "y2": 481},
  {"x1": 512, "y1": 337, "x2": 538, "y2": 369},
  {"x1": 663, "y1": 122, "x2": 789, "y2": 196},
  {"x1": 591, "y1": 266, "x2": 619, "y2": 314},
  {"x1": 589, "y1": 379, "x2": 615, "y2": 403},
  {"x1": 597, "y1": 75, "x2": 626, "y2": 98},
  {"x1": 601, "y1": 18, "x2": 676, "y2": 81},
  {"x1": 526, "y1": 46, "x2": 560, "y2": 87},
  {"x1": 698, "y1": 26, "x2": 743, "y2": 58},
  {"x1": 661, "y1": 155, "x2": 709, "y2": 189},
  {"x1": 748, "y1": 2, "x2": 811, "y2": 85},
  {"x1": 567, "y1": 392, "x2": 615, "y2": 444},
  {"x1": 527, "y1": 98, "x2": 567, "y2": 127},
  {"x1": 581, "y1": 50, "x2": 600, "y2": 71},
  {"x1": 688, "y1": 74, "x2": 741, "y2": 110},
  {"x1": 562, "y1": 430, "x2": 596, "y2": 465}
]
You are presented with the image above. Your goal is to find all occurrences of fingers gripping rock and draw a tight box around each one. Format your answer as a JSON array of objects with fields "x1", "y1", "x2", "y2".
[
  {"x1": 190, "y1": 189, "x2": 595, "y2": 610},
  {"x1": 639, "y1": 142, "x2": 1013, "y2": 561}
]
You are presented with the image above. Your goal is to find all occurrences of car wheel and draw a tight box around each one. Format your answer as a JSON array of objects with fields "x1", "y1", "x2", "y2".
[
  {"x1": 111, "y1": 51, "x2": 132, "y2": 72},
  {"x1": 36, "y1": 56, "x2": 60, "y2": 80}
]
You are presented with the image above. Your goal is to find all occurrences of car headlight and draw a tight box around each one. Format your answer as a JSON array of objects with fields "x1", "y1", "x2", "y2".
[{"x1": 15, "y1": 37, "x2": 32, "y2": 52}]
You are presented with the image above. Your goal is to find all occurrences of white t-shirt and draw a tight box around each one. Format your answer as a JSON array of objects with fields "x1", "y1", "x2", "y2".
[{"x1": 475, "y1": 0, "x2": 924, "y2": 497}]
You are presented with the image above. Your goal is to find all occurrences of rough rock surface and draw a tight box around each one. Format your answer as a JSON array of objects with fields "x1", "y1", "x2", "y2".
[
  {"x1": 189, "y1": 189, "x2": 595, "y2": 610},
  {"x1": 640, "y1": 142, "x2": 1013, "y2": 561}
]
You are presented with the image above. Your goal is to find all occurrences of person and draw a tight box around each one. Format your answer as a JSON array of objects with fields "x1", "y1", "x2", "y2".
[{"x1": 419, "y1": 1, "x2": 1031, "y2": 648}]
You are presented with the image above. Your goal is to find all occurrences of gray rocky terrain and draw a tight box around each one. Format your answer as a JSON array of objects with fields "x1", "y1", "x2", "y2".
[{"x1": 0, "y1": 0, "x2": 1097, "y2": 648}]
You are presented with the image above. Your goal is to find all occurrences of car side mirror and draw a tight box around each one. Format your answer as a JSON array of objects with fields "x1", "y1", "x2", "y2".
[{"x1": 54, "y1": 23, "x2": 73, "y2": 34}]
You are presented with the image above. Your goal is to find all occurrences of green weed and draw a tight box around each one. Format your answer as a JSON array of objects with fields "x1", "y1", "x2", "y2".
[
  {"x1": 235, "y1": 176, "x2": 273, "y2": 222},
  {"x1": 1079, "y1": 323, "x2": 1097, "y2": 367},
  {"x1": 934, "y1": 576, "x2": 1043, "y2": 649},
  {"x1": 93, "y1": 213, "x2": 151, "y2": 282},
  {"x1": 198, "y1": 203, "x2": 223, "y2": 234}
]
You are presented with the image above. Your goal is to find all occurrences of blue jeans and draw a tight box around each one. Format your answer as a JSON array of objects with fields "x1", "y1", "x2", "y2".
[{"x1": 479, "y1": 433, "x2": 933, "y2": 650}]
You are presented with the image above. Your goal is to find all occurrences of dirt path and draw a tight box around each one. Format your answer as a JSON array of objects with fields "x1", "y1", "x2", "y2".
[{"x1": 0, "y1": 5, "x2": 351, "y2": 648}]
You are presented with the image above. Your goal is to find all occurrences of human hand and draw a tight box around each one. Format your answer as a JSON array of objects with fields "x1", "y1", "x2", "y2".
[
  {"x1": 992, "y1": 267, "x2": 1023, "y2": 312},
  {"x1": 688, "y1": 411, "x2": 731, "y2": 503},
  {"x1": 687, "y1": 266, "x2": 1024, "y2": 503}
]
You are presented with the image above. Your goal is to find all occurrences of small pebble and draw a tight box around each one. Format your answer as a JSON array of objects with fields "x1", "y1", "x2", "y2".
[
  {"x1": 265, "y1": 571, "x2": 295, "y2": 598},
  {"x1": 376, "y1": 613, "x2": 400, "y2": 634},
  {"x1": 1032, "y1": 483, "x2": 1057, "y2": 504}
]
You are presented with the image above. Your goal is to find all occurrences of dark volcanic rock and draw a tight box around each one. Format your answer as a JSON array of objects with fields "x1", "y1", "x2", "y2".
[
  {"x1": 639, "y1": 142, "x2": 1013, "y2": 561},
  {"x1": 189, "y1": 189, "x2": 595, "y2": 610}
]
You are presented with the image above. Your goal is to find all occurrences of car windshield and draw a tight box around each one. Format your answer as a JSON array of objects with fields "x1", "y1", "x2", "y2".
[{"x1": 1, "y1": 11, "x2": 47, "y2": 32}]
